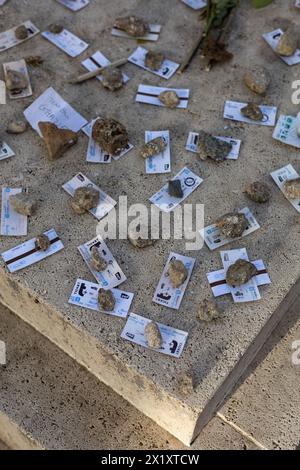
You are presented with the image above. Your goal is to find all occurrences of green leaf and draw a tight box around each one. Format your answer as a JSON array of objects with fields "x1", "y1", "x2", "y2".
[{"x1": 251, "y1": 0, "x2": 273, "y2": 8}]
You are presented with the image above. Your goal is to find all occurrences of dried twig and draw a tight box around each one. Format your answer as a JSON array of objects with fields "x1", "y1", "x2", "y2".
[{"x1": 68, "y1": 58, "x2": 128, "y2": 84}]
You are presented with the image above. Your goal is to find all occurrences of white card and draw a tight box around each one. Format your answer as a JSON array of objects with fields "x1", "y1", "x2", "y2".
[
  {"x1": 0, "y1": 141, "x2": 15, "y2": 161},
  {"x1": 145, "y1": 130, "x2": 171, "y2": 174},
  {"x1": 112, "y1": 24, "x2": 161, "y2": 42},
  {"x1": 78, "y1": 235, "x2": 126, "y2": 288},
  {"x1": 86, "y1": 118, "x2": 133, "y2": 163},
  {"x1": 262, "y1": 29, "x2": 300, "y2": 65},
  {"x1": 201, "y1": 207, "x2": 260, "y2": 251},
  {"x1": 150, "y1": 166, "x2": 202, "y2": 212},
  {"x1": 0, "y1": 21, "x2": 39, "y2": 53},
  {"x1": 62, "y1": 173, "x2": 116, "y2": 221},
  {"x1": 136, "y1": 84, "x2": 190, "y2": 109},
  {"x1": 224, "y1": 100, "x2": 277, "y2": 126},
  {"x1": 220, "y1": 249, "x2": 261, "y2": 303},
  {"x1": 181, "y1": 0, "x2": 207, "y2": 9},
  {"x1": 82, "y1": 50, "x2": 129, "y2": 85},
  {"x1": 207, "y1": 259, "x2": 271, "y2": 298},
  {"x1": 272, "y1": 115, "x2": 300, "y2": 148},
  {"x1": 128, "y1": 47, "x2": 179, "y2": 80},
  {"x1": 1, "y1": 188, "x2": 27, "y2": 236},
  {"x1": 271, "y1": 164, "x2": 300, "y2": 213},
  {"x1": 3, "y1": 59, "x2": 32, "y2": 100},
  {"x1": 186, "y1": 132, "x2": 241, "y2": 160},
  {"x1": 24, "y1": 87, "x2": 87, "y2": 136},
  {"x1": 0, "y1": 80, "x2": 5, "y2": 104},
  {"x1": 121, "y1": 313, "x2": 188, "y2": 358},
  {"x1": 153, "y1": 252, "x2": 195, "y2": 310},
  {"x1": 42, "y1": 29, "x2": 89, "y2": 57},
  {"x1": 69, "y1": 278, "x2": 133, "y2": 318},
  {"x1": 1, "y1": 228, "x2": 64, "y2": 273},
  {"x1": 56, "y1": 0, "x2": 89, "y2": 11}
]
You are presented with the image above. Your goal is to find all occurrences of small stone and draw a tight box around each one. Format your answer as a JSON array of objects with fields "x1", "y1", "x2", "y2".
[
  {"x1": 144, "y1": 321, "x2": 162, "y2": 349},
  {"x1": 145, "y1": 50, "x2": 165, "y2": 70},
  {"x1": 25, "y1": 55, "x2": 43, "y2": 66},
  {"x1": 90, "y1": 246, "x2": 107, "y2": 272},
  {"x1": 35, "y1": 234, "x2": 51, "y2": 251},
  {"x1": 38, "y1": 122, "x2": 78, "y2": 160},
  {"x1": 139, "y1": 137, "x2": 166, "y2": 159},
  {"x1": 114, "y1": 16, "x2": 149, "y2": 37},
  {"x1": 71, "y1": 187, "x2": 99, "y2": 214},
  {"x1": 92, "y1": 118, "x2": 129, "y2": 156},
  {"x1": 5, "y1": 69, "x2": 28, "y2": 93},
  {"x1": 241, "y1": 103, "x2": 263, "y2": 121},
  {"x1": 168, "y1": 179, "x2": 183, "y2": 198},
  {"x1": 48, "y1": 23, "x2": 64, "y2": 34},
  {"x1": 216, "y1": 212, "x2": 248, "y2": 239},
  {"x1": 15, "y1": 25, "x2": 28, "y2": 40},
  {"x1": 243, "y1": 65, "x2": 270, "y2": 96},
  {"x1": 128, "y1": 222, "x2": 156, "y2": 248},
  {"x1": 276, "y1": 32, "x2": 297, "y2": 57},
  {"x1": 197, "y1": 130, "x2": 232, "y2": 162},
  {"x1": 6, "y1": 121, "x2": 27, "y2": 134},
  {"x1": 282, "y1": 178, "x2": 300, "y2": 199},
  {"x1": 226, "y1": 259, "x2": 257, "y2": 287},
  {"x1": 178, "y1": 371, "x2": 196, "y2": 396},
  {"x1": 101, "y1": 67, "x2": 124, "y2": 91},
  {"x1": 197, "y1": 298, "x2": 221, "y2": 322},
  {"x1": 159, "y1": 90, "x2": 180, "y2": 109},
  {"x1": 168, "y1": 260, "x2": 188, "y2": 288},
  {"x1": 98, "y1": 288, "x2": 115, "y2": 311},
  {"x1": 245, "y1": 181, "x2": 271, "y2": 203},
  {"x1": 10, "y1": 193, "x2": 37, "y2": 216}
]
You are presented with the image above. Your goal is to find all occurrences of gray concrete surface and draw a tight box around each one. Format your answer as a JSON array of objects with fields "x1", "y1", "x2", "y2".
[
  {"x1": 1, "y1": 0, "x2": 300, "y2": 444},
  {"x1": 0, "y1": 304, "x2": 258, "y2": 450}
]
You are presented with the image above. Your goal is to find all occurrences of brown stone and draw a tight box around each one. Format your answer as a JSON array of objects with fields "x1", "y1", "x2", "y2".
[
  {"x1": 276, "y1": 32, "x2": 297, "y2": 57},
  {"x1": 90, "y1": 246, "x2": 107, "y2": 272},
  {"x1": 226, "y1": 259, "x2": 257, "y2": 287},
  {"x1": 98, "y1": 289, "x2": 115, "y2": 311},
  {"x1": 114, "y1": 16, "x2": 149, "y2": 37},
  {"x1": 48, "y1": 23, "x2": 64, "y2": 34},
  {"x1": 25, "y1": 55, "x2": 44, "y2": 66},
  {"x1": 245, "y1": 181, "x2": 271, "y2": 203},
  {"x1": 6, "y1": 121, "x2": 27, "y2": 134},
  {"x1": 5, "y1": 69, "x2": 28, "y2": 93},
  {"x1": 101, "y1": 67, "x2": 123, "y2": 91},
  {"x1": 241, "y1": 103, "x2": 263, "y2": 121},
  {"x1": 35, "y1": 234, "x2": 51, "y2": 251},
  {"x1": 197, "y1": 298, "x2": 221, "y2": 322},
  {"x1": 144, "y1": 321, "x2": 162, "y2": 349},
  {"x1": 128, "y1": 222, "x2": 156, "y2": 248},
  {"x1": 243, "y1": 65, "x2": 270, "y2": 96},
  {"x1": 10, "y1": 193, "x2": 37, "y2": 216},
  {"x1": 92, "y1": 118, "x2": 129, "y2": 156},
  {"x1": 139, "y1": 137, "x2": 166, "y2": 159},
  {"x1": 15, "y1": 25, "x2": 28, "y2": 40},
  {"x1": 283, "y1": 178, "x2": 300, "y2": 199},
  {"x1": 159, "y1": 90, "x2": 180, "y2": 109},
  {"x1": 197, "y1": 131, "x2": 232, "y2": 162},
  {"x1": 38, "y1": 122, "x2": 78, "y2": 160},
  {"x1": 71, "y1": 187, "x2": 99, "y2": 214},
  {"x1": 145, "y1": 50, "x2": 165, "y2": 70},
  {"x1": 168, "y1": 260, "x2": 188, "y2": 288},
  {"x1": 216, "y1": 212, "x2": 248, "y2": 239}
]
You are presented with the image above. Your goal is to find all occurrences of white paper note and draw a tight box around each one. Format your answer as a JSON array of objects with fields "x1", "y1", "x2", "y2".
[
  {"x1": 82, "y1": 50, "x2": 129, "y2": 86},
  {"x1": 224, "y1": 100, "x2": 277, "y2": 126},
  {"x1": 3, "y1": 59, "x2": 32, "y2": 100},
  {"x1": 128, "y1": 47, "x2": 179, "y2": 80},
  {"x1": 263, "y1": 29, "x2": 300, "y2": 65},
  {"x1": 78, "y1": 236, "x2": 126, "y2": 288},
  {"x1": 69, "y1": 278, "x2": 133, "y2": 318},
  {"x1": 0, "y1": 21, "x2": 39, "y2": 53},
  {"x1": 272, "y1": 115, "x2": 300, "y2": 148},
  {"x1": 112, "y1": 24, "x2": 161, "y2": 42},
  {"x1": 145, "y1": 130, "x2": 171, "y2": 174},
  {"x1": 136, "y1": 84, "x2": 190, "y2": 109},
  {"x1": 42, "y1": 29, "x2": 89, "y2": 57},
  {"x1": 181, "y1": 0, "x2": 207, "y2": 9},
  {"x1": 0, "y1": 141, "x2": 15, "y2": 161},
  {"x1": 186, "y1": 132, "x2": 241, "y2": 160},
  {"x1": 56, "y1": 0, "x2": 89, "y2": 11},
  {"x1": 121, "y1": 313, "x2": 188, "y2": 357},
  {"x1": 150, "y1": 166, "x2": 203, "y2": 212},
  {"x1": 271, "y1": 164, "x2": 300, "y2": 214},
  {"x1": 1, "y1": 188, "x2": 27, "y2": 236},
  {"x1": 0, "y1": 80, "x2": 5, "y2": 104}
]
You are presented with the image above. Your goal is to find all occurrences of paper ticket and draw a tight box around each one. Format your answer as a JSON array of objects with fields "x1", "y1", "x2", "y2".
[
  {"x1": 153, "y1": 252, "x2": 195, "y2": 310},
  {"x1": 69, "y1": 278, "x2": 133, "y2": 318},
  {"x1": 42, "y1": 29, "x2": 89, "y2": 57},
  {"x1": 82, "y1": 50, "x2": 129, "y2": 86},
  {"x1": 86, "y1": 118, "x2": 133, "y2": 163},
  {"x1": 24, "y1": 87, "x2": 87, "y2": 136},
  {"x1": 112, "y1": 24, "x2": 161, "y2": 42},
  {"x1": 272, "y1": 115, "x2": 300, "y2": 148},
  {"x1": 145, "y1": 130, "x2": 171, "y2": 174},
  {"x1": 121, "y1": 313, "x2": 188, "y2": 358},
  {"x1": 150, "y1": 166, "x2": 202, "y2": 212},
  {"x1": 0, "y1": 141, "x2": 15, "y2": 161},
  {"x1": 56, "y1": 0, "x2": 89, "y2": 11},
  {"x1": 224, "y1": 100, "x2": 277, "y2": 126},
  {"x1": 1, "y1": 228, "x2": 64, "y2": 273},
  {"x1": 136, "y1": 84, "x2": 190, "y2": 109},
  {"x1": 1, "y1": 188, "x2": 27, "y2": 236},
  {"x1": 186, "y1": 132, "x2": 241, "y2": 160},
  {"x1": 128, "y1": 47, "x2": 179, "y2": 80},
  {"x1": 0, "y1": 80, "x2": 5, "y2": 104},
  {"x1": 200, "y1": 207, "x2": 260, "y2": 251},
  {"x1": 78, "y1": 235, "x2": 126, "y2": 288},
  {"x1": 3, "y1": 59, "x2": 32, "y2": 100},
  {"x1": 220, "y1": 249, "x2": 261, "y2": 302},
  {"x1": 181, "y1": 0, "x2": 207, "y2": 9},
  {"x1": 271, "y1": 164, "x2": 300, "y2": 213},
  {"x1": 262, "y1": 29, "x2": 300, "y2": 66},
  {"x1": 0, "y1": 21, "x2": 39, "y2": 53},
  {"x1": 62, "y1": 173, "x2": 116, "y2": 221}
]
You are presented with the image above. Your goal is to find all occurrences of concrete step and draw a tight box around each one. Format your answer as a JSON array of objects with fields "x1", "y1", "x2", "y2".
[
  {"x1": 1, "y1": 0, "x2": 300, "y2": 445},
  {"x1": 0, "y1": 304, "x2": 259, "y2": 450}
]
